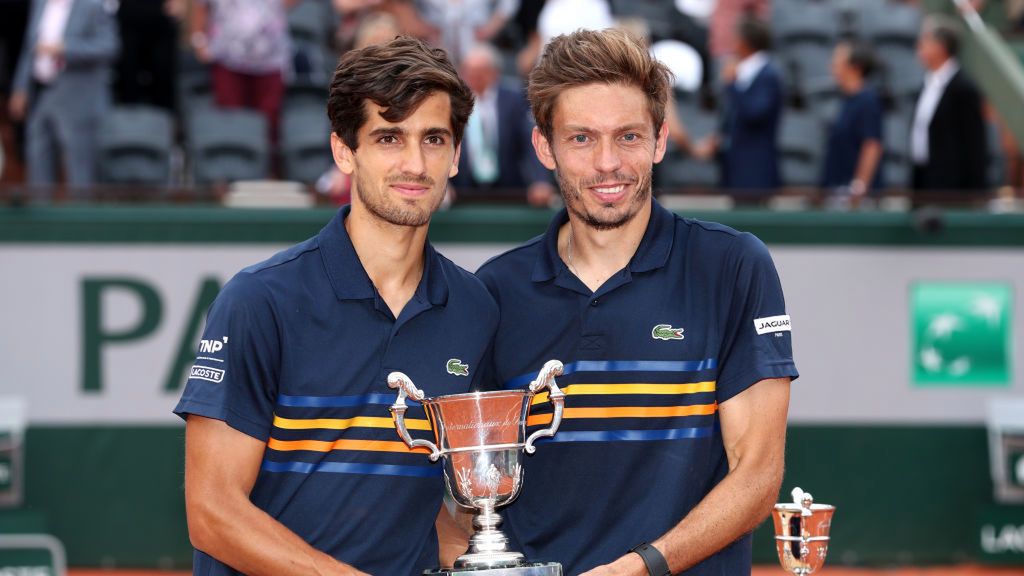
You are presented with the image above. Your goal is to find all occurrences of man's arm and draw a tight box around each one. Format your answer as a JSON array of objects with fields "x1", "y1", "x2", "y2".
[
  {"x1": 185, "y1": 415, "x2": 369, "y2": 576},
  {"x1": 581, "y1": 377, "x2": 790, "y2": 576}
]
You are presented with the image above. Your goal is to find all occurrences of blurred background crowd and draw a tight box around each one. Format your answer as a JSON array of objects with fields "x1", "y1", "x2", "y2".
[{"x1": 0, "y1": 0, "x2": 1022, "y2": 209}]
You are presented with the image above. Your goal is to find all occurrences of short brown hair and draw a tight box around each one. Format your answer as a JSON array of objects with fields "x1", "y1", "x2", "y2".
[
  {"x1": 328, "y1": 36, "x2": 474, "y2": 150},
  {"x1": 527, "y1": 28, "x2": 672, "y2": 142}
]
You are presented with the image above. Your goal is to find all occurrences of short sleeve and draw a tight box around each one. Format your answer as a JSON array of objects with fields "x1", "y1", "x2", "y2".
[
  {"x1": 173, "y1": 272, "x2": 281, "y2": 441},
  {"x1": 858, "y1": 94, "x2": 883, "y2": 142},
  {"x1": 716, "y1": 233, "x2": 799, "y2": 402}
]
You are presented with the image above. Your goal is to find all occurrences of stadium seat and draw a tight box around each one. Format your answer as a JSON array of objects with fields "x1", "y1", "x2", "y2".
[
  {"x1": 861, "y1": 2, "x2": 922, "y2": 48},
  {"x1": 804, "y1": 78, "x2": 841, "y2": 124},
  {"x1": 280, "y1": 103, "x2": 332, "y2": 184},
  {"x1": 658, "y1": 106, "x2": 718, "y2": 189},
  {"x1": 779, "y1": 109, "x2": 823, "y2": 187},
  {"x1": 97, "y1": 105, "x2": 175, "y2": 185},
  {"x1": 609, "y1": 0, "x2": 685, "y2": 42},
  {"x1": 288, "y1": 0, "x2": 335, "y2": 87},
  {"x1": 783, "y1": 43, "x2": 834, "y2": 95},
  {"x1": 773, "y1": 1, "x2": 840, "y2": 46},
  {"x1": 288, "y1": 0, "x2": 334, "y2": 47},
  {"x1": 879, "y1": 45, "x2": 924, "y2": 102},
  {"x1": 883, "y1": 111, "x2": 911, "y2": 189},
  {"x1": 187, "y1": 108, "x2": 270, "y2": 185}
]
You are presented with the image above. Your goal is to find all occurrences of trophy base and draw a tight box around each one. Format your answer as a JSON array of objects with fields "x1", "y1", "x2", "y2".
[{"x1": 425, "y1": 562, "x2": 562, "y2": 576}]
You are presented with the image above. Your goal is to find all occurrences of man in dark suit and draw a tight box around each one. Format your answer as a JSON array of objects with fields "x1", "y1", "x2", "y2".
[
  {"x1": 910, "y1": 15, "x2": 988, "y2": 196},
  {"x1": 696, "y1": 16, "x2": 783, "y2": 196},
  {"x1": 453, "y1": 43, "x2": 555, "y2": 207},
  {"x1": 8, "y1": 0, "x2": 119, "y2": 193}
]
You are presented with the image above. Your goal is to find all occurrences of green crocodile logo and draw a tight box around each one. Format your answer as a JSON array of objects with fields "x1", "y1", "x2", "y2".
[
  {"x1": 446, "y1": 358, "x2": 470, "y2": 376},
  {"x1": 652, "y1": 324, "x2": 685, "y2": 341}
]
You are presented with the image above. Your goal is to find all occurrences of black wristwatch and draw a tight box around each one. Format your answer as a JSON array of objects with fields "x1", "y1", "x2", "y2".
[{"x1": 630, "y1": 542, "x2": 671, "y2": 576}]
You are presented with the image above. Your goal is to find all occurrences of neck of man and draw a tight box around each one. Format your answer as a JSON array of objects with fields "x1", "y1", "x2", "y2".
[
  {"x1": 560, "y1": 200, "x2": 652, "y2": 293},
  {"x1": 345, "y1": 199, "x2": 428, "y2": 318}
]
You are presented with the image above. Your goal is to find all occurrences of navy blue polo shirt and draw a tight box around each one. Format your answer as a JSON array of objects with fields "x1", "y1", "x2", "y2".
[
  {"x1": 174, "y1": 206, "x2": 498, "y2": 575},
  {"x1": 822, "y1": 86, "x2": 884, "y2": 192},
  {"x1": 476, "y1": 200, "x2": 798, "y2": 575}
]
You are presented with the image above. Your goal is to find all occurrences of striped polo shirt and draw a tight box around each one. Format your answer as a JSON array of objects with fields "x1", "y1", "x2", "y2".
[
  {"x1": 476, "y1": 199, "x2": 798, "y2": 575},
  {"x1": 175, "y1": 205, "x2": 498, "y2": 575}
]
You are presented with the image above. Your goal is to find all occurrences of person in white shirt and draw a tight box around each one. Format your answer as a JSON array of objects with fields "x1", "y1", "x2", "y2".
[{"x1": 909, "y1": 14, "x2": 988, "y2": 197}]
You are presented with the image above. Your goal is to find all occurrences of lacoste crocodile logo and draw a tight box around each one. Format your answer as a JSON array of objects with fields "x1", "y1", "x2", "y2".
[
  {"x1": 446, "y1": 358, "x2": 470, "y2": 376},
  {"x1": 652, "y1": 324, "x2": 685, "y2": 341}
]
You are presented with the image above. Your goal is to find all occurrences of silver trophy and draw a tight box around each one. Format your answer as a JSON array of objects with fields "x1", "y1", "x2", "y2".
[
  {"x1": 388, "y1": 360, "x2": 566, "y2": 575},
  {"x1": 771, "y1": 487, "x2": 835, "y2": 575}
]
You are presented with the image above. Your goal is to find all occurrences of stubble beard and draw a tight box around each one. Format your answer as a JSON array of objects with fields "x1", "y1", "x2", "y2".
[
  {"x1": 354, "y1": 171, "x2": 444, "y2": 228},
  {"x1": 555, "y1": 166, "x2": 653, "y2": 231}
]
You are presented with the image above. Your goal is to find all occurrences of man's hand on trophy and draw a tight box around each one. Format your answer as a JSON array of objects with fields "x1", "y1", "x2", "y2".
[{"x1": 578, "y1": 552, "x2": 647, "y2": 576}]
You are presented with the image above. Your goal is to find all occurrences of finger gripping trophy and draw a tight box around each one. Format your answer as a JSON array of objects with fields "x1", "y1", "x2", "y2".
[
  {"x1": 771, "y1": 487, "x2": 835, "y2": 575},
  {"x1": 388, "y1": 360, "x2": 566, "y2": 575}
]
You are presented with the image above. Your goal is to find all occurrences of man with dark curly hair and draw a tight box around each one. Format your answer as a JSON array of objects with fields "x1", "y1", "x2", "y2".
[{"x1": 175, "y1": 37, "x2": 498, "y2": 575}]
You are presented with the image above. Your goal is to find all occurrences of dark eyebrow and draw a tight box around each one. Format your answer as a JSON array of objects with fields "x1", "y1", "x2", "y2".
[
  {"x1": 368, "y1": 127, "x2": 406, "y2": 138},
  {"x1": 423, "y1": 127, "x2": 454, "y2": 138}
]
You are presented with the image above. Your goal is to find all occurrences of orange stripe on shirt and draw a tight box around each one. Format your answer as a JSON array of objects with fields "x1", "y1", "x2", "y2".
[
  {"x1": 266, "y1": 437, "x2": 431, "y2": 454},
  {"x1": 526, "y1": 403, "x2": 718, "y2": 426}
]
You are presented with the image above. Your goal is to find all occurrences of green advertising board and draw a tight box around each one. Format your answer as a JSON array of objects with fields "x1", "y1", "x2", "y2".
[{"x1": 911, "y1": 282, "x2": 1013, "y2": 386}]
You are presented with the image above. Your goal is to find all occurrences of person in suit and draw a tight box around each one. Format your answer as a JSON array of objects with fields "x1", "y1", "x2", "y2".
[
  {"x1": 8, "y1": 0, "x2": 119, "y2": 193},
  {"x1": 910, "y1": 14, "x2": 988, "y2": 196},
  {"x1": 695, "y1": 16, "x2": 783, "y2": 196},
  {"x1": 452, "y1": 42, "x2": 556, "y2": 206}
]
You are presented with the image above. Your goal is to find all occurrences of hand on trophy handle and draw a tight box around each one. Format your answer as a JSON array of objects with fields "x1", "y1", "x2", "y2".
[
  {"x1": 387, "y1": 372, "x2": 443, "y2": 461},
  {"x1": 525, "y1": 360, "x2": 565, "y2": 454}
]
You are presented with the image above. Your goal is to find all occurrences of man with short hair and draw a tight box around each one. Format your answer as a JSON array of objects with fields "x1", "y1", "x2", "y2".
[
  {"x1": 911, "y1": 14, "x2": 988, "y2": 195},
  {"x1": 175, "y1": 36, "x2": 497, "y2": 575},
  {"x1": 477, "y1": 28, "x2": 797, "y2": 575},
  {"x1": 822, "y1": 40, "x2": 884, "y2": 200}
]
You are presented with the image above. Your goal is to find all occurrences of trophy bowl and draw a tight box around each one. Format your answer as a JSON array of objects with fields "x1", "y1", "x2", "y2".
[
  {"x1": 388, "y1": 360, "x2": 565, "y2": 575},
  {"x1": 772, "y1": 487, "x2": 835, "y2": 575}
]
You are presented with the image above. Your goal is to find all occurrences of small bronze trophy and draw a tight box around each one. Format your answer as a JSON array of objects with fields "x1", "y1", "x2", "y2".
[{"x1": 771, "y1": 487, "x2": 835, "y2": 575}]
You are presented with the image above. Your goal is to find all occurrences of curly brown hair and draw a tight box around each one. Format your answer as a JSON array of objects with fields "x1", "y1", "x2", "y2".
[
  {"x1": 527, "y1": 28, "x2": 672, "y2": 143},
  {"x1": 328, "y1": 36, "x2": 474, "y2": 150}
]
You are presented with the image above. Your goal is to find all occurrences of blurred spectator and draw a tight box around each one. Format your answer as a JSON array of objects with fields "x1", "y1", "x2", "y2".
[
  {"x1": 333, "y1": 0, "x2": 422, "y2": 54},
  {"x1": 708, "y1": 0, "x2": 768, "y2": 59},
  {"x1": 190, "y1": 0, "x2": 297, "y2": 144},
  {"x1": 415, "y1": 0, "x2": 519, "y2": 63},
  {"x1": 317, "y1": 11, "x2": 403, "y2": 204},
  {"x1": 695, "y1": 16, "x2": 782, "y2": 193},
  {"x1": 910, "y1": 14, "x2": 988, "y2": 194},
  {"x1": 114, "y1": 0, "x2": 178, "y2": 111},
  {"x1": 352, "y1": 10, "x2": 402, "y2": 49},
  {"x1": 452, "y1": 43, "x2": 554, "y2": 206},
  {"x1": 516, "y1": 0, "x2": 614, "y2": 77},
  {"x1": 822, "y1": 41, "x2": 884, "y2": 200},
  {"x1": 8, "y1": 0, "x2": 120, "y2": 191}
]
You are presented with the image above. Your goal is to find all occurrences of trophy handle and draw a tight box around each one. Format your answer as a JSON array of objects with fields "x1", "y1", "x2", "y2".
[
  {"x1": 387, "y1": 372, "x2": 443, "y2": 461},
  {"x1": 524, "y1": 360, "x2": 565, "y2": 454}
]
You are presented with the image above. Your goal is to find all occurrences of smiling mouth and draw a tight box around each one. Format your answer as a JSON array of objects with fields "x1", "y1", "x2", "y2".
[{"x1": 590, "y1": 184, "x2": 627, "y2": 195}]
